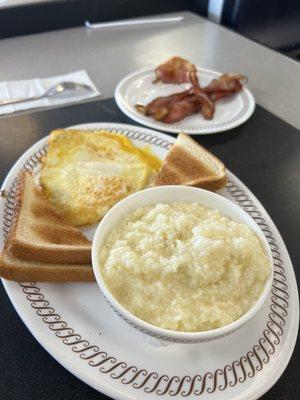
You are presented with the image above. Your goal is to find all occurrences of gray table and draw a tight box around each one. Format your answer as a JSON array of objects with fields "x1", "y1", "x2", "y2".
[
  {"x1": 0, "y1": 11, "x2": 299, "y2": 400},
  {"x1": 0, "y1": 11, "x2": 299, "y2": 129}
]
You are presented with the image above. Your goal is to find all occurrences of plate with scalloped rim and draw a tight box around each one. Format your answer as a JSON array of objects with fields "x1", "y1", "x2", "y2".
[
  {"x1": 0, "y1": 122, "x2": 298, "y2": 400},
  {"x1": 115, "y1": 68, "x2": 255, "y2": 135}
]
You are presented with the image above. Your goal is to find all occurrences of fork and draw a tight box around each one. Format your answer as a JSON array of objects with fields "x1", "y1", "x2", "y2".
[{"x1": 0, "y1": 81, "x2": 95, "y2": 106}]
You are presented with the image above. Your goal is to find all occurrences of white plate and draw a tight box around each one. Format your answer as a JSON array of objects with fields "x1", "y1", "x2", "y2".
[
  {"x1": 0, "y1": 123, "x2": 298, "y2": 400},
  {"x1": 115, "y1": 69, "x2": 255, "y2": 135}
]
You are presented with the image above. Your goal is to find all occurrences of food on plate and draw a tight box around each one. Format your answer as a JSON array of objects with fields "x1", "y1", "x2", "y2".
[
  {"x1": 40, "y1": 129, "x2": 161, "y2": 227},
  {"x1": 0, "y1": 248, "x2": 93, "y2": 282},
  {"x1": 136, "y1": 89, "x2": 200, "y2": 124},
  {"x1": 136, "y1": 57, "x2": 247, "y2": 123},
  {"x1": 8, "y1": 172, "x2": 91, "y2": 264},
  {"x1": 190, "y1": 70, "x2": 215, "y2": 120},
  {"x1": 153, "y1": 133, "x2": 227, "y2": 191},
  {"x1": 138, "y1": 71, "x2": 215, "y2": 123},
  {"x1": 0, "y1": 172, "x2": 94, "y2": 282},
  {"x1": 204, "y1": 73, "x2": 247, "y2": 101},
  {"x1": 99, "y1": 203, "x2": 271, "y2": 332},
  {"x1": 136, "y1": 89, "x2": 195, "y2": 123},
  {"x1": 153, "y1": 56, "x2": 196, "y2": 84},
  {"x1": 136, "y1": 90, "x2": 200, "y2": 123}
]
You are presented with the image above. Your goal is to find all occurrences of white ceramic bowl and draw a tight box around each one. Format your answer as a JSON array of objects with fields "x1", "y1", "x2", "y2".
[{"x1": 92, "y1": 186, "x2": 273, "y2": 343}]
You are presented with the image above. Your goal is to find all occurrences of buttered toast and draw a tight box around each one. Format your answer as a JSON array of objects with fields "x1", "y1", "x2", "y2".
[{"x1": 153, "y1": 133, "x2": 227, "y2": 191}]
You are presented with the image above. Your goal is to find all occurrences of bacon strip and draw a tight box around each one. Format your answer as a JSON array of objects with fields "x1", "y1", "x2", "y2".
[
  {"x1": 204, "y1": 74, "x2": 247, "y2": 93},
  {"x1": 190, "y1": 71, "x2": 215, "y2": 120},
  {"x1": 136, "y1": 59, "x2": 247, "y2": 124},
  {"x1": 154, "y1": 57, "x2": 197, "y2": 84}
]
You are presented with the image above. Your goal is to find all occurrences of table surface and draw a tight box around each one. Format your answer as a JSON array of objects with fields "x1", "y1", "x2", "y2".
[
  {"x1": 0, "y1": 0, "x2": 51, "y2": 8},
  {"x1": 0, "y1": 11, "x2": 299, "y2": 400},
  {"x1": 0, "y1": 11, "x2": 300, "y2": 129}
]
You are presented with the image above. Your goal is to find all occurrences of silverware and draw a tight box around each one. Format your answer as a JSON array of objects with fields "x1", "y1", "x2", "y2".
[{"x1": 0, "y1": 81, "x2": 95, "y2": 106}]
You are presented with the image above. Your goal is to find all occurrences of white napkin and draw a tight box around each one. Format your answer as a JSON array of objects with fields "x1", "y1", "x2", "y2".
[{"x1": 0, "y1": 70, "x2": 100, "y2": 116}]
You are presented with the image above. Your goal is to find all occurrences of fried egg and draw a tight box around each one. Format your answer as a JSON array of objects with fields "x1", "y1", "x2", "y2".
[{"x1": 40, "y1": 129, "x2": 161, "y2": 226}]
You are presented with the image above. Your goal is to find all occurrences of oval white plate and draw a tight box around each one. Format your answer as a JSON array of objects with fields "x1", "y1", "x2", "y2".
[
  {"x1": 0, "y1": 123, "x2": 298, "y2": 400},
  {"x1": 115, "y1": 69, "x2": 255, "y2": 135}
]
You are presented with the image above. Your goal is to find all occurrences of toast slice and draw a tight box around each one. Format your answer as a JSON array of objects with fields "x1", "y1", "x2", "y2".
[
  {"x1": 6, "y1": 171, "x2": 91, "y2": 264},
  {"x1": 0, "y1": 243, "x2": 94, "y2": 282},
  {"x1": 153, "y1": 133, "x2": 227, "y2": 191}
]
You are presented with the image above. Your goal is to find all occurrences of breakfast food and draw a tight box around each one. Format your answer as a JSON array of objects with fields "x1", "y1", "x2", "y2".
[
  {"x1": 136, "y1": 70, "x2": 215, "y2": 123},
  {"x1": 153, "y1": 133, "x2": 227, "y2": 191},
  {"x1": 0, "y1": 172, "x2": 94, "y2": 282},
  {"x1": 204, "y1": 73, "x2": 247, "y2": 101},
  {"x1": 189, "y1": 70, "x2": 215, "y2": 120},
  {"x1": 9, "y1": 172, "x2": 91, "y2": 264},
  {"x1": 136, "y1": 57, "x2": 246, "y2": 123},
  {"x1": 0, "y1": 248, "x2": 93, "y2": 282},
  {"x1": 135, "y1": 89, "x2": 199, "y2": 123},
  {"x1": 40, "y1": 129, "x2": 161, "y2": 226},
  {"x1": 153, "y1": 56, "x2": 196, "y2": 84},
  {"x1": 99, "y1": 203, "x2": 271, "y2": 332}
]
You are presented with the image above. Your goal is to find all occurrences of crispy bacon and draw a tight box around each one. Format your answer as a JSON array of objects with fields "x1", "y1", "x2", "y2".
[
  {"x1": 204, "y1": 74, "x2": 247, "y2": 94},
  {"x1": 144, "y1": 89, "x2": 192, "y2": 116},
  {"x1": 136, "y1": 89, "x2": 198, "y2": 123},
  {"x1": 161, "y1": 96, "x2": 201, "y2": 124},
  {"x1": 136, "y1": 59, "x2": 247, "y2": 124},
  {"x1": 190, "y1": 71, "x2": 215, "y2": 120},
  {"x1": 136, "y1": 72, "x2": 215, "y2": 124},
  {"x1": 138, "y1": 71, "x2": 216, "y2": 123},
  {"x1": 206, "y1": 91, "x2": 233, "y2": 101},
  {"x1": 154, "y1": 57, "x2": 197, "y2": 84}
]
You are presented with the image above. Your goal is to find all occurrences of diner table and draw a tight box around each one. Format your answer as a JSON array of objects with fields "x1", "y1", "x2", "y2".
[{"x1": 0, "y1": 11, "x2": 299, "y2": 400}]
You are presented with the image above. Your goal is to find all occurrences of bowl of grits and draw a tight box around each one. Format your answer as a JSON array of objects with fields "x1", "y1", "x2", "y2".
[{"x1": 92, "y1": 186, "x2": 273, "y2": 343}]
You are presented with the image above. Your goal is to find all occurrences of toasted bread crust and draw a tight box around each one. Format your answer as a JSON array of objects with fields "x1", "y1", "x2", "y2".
[
  {"x1": 153, "y1": 133, "x2": 227, "y2": 191},
  {"x1": 10, "y1": 172, "x2": 92, "y2": 264},
  {"x1": 10, "y1": 239, "x2": 91, "y2": 265},
  {"x1": 0, "y1": 244, "x2": 94, "y2": 282}
]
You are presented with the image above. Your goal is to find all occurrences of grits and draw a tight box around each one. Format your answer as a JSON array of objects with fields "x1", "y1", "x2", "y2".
[{"x1": 99, "y1": 203, "x2": 271, "y2": 332}]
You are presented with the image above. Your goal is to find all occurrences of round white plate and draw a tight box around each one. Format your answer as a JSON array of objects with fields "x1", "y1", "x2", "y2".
[
  {"x1": 1, "y1": 123, "x2": 298, "y2": 400},
  {"x1": 115, "y1": 68, "x2": 255, "y2": 135}
]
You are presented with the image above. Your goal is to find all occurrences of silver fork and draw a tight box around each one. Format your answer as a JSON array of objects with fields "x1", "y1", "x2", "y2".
[{"x1": 0, "y1": 81, "x2": 95, "y2": 106}]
